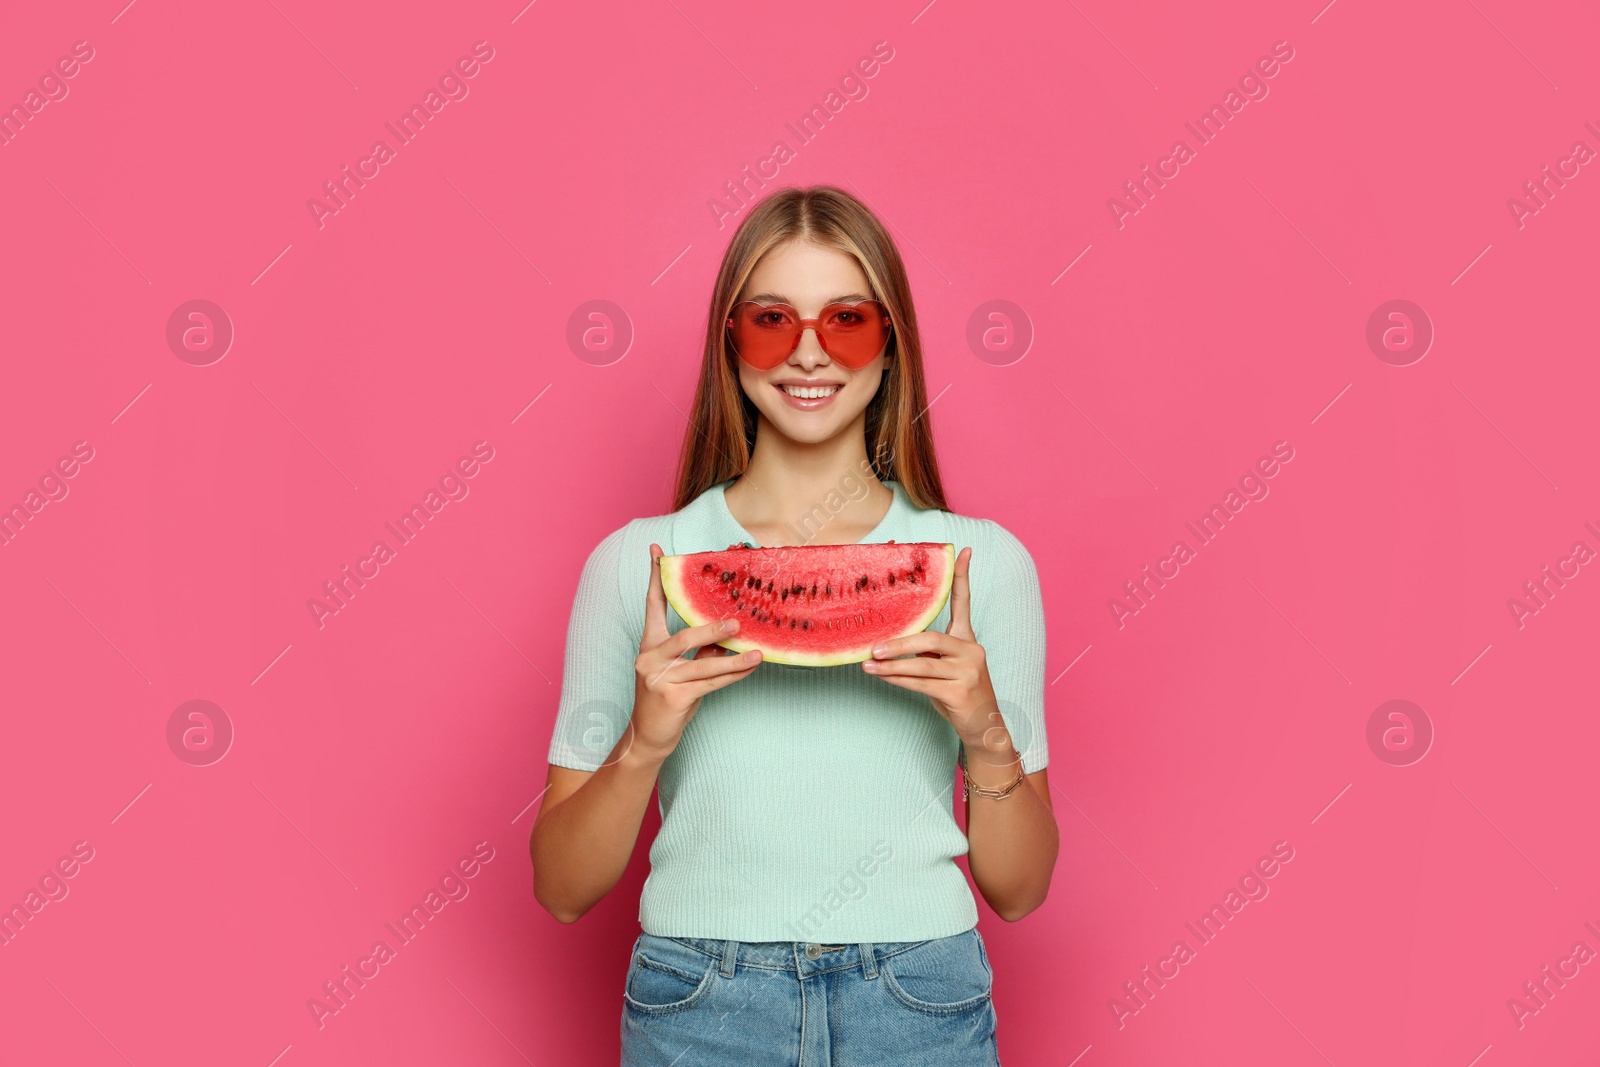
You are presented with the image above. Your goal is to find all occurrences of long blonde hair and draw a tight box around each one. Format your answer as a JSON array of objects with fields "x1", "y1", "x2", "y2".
[{"x1": 671, "y1": 185, "x2": 947, "y2": 512}]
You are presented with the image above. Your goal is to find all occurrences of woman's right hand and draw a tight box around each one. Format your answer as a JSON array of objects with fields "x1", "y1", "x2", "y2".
[{"x1": 630, "y1": 543, "x2": 762, "y2": 761}]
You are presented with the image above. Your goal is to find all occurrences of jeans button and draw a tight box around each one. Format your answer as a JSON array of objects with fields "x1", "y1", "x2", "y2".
[{"x1": 804, "y1": 943, "x2": 822, "y2": 960}]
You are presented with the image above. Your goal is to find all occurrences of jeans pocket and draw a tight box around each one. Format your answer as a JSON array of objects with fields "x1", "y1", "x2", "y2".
[
  {"x1": 881, "y1": 929, "x2": 994, "y2": 1016},
  {"x1": 623, "y1": 934, "x2": 718, "y2": 1016}
]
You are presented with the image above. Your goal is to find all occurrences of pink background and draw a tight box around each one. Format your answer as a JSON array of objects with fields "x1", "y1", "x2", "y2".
[{"x1": 2, "y1": 1, "x2": 1596, "y2": 1064}]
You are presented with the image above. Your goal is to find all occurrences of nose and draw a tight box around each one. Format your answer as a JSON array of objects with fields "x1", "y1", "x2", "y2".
[{"x1": 789, "y1": 325, "x2": 831, "y2": 371}]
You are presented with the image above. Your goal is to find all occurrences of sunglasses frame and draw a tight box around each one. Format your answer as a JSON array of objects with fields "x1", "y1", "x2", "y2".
[{"x1": 724, "y1": 298, "x2": 894, "y2": 370}]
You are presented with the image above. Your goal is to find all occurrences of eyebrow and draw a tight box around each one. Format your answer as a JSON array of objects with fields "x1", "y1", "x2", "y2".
[{"x1": 744, "y1": 292, "x2": 874, "y2": 306}]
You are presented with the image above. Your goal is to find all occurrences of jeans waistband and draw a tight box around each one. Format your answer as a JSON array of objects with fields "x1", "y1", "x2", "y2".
[{"x1": 656, "y1": 933, "x2": 954, "y2": 980}]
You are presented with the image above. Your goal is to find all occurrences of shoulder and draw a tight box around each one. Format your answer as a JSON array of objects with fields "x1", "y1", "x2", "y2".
[
  {"x1": 577, "y1": 493, "x2": 716, "y2": 612},
  {"x1": 934, "y1": 508, "x2": 1039, "y2": 580},
  {"x1": 932, "y1": 508, "x2": 1047, "y2": 660},
  {"x1": 585, "y1": 512, "x2": 676, "y2": 557},
  {"x1": 579, "y1": 511, "x2": 675, "y2": 588},
  {"x1": 926, "y1": 507, "x2": 1042, "y2": 628}
]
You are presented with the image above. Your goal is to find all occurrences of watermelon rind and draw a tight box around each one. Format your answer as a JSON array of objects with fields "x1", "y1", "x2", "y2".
[{"x1": 658, "y1": 543, "x2": 956, "y2": 667}]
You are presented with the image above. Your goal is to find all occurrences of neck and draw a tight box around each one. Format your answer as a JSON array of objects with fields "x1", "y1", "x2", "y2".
[{"x1": 725, "y1": 411, "x2": 892, "y2": 546}]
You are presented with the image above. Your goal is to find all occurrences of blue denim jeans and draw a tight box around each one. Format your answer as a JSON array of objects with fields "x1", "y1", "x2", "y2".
[{"x1": 619, "y1": 927, "x2": 1002, "y2": 1066}]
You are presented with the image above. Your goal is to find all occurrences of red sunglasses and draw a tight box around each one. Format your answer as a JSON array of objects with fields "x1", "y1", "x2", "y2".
[{"x1": 725, "y1": 299, "x2": 893, "y2": 370}]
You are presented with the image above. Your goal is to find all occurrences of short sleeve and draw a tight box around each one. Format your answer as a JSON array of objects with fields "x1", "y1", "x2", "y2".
[
  {"x1": 546, "y1": 525, "x2": 641, "y2": 771},
  {"x1": 969, "y1": 522, "x2": 1049, "y2": 772}
]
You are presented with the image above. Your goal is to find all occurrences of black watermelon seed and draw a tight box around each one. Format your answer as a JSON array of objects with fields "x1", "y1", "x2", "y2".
[
  {"x1": 889, "y1": 574, "x2": 896, "y2": 585},
  {"x1": 781, "y1": 589, "x2": 789, "y2": 601},
  {"x1": 810, "y1": 583, "x2": 817, "y2": 597},
  {"x1": 801, "y1": 620, "x2": 809, "y2": 629},
  {"x1": 702, "y1": 563, "x2": 713, "y2": 572}
]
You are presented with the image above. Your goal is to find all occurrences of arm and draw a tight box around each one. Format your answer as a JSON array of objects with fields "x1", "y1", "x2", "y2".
[
  {"x1": 530, "y1": 755, "x2": 664, "y2": 924},
  {"x1": 863, "y1": 538, "x2": 1058, "y2": 921},
  {"x1": 961, "y1": 740, "x2": 1058, "y2": 921},
  {"x1": 530, "y1": 542, "x2": 761, "y2": 923}
]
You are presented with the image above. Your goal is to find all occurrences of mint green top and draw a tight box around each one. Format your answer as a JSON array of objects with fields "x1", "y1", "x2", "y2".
[{"x1": 546, "y1": 480, "x2": 1048, "y2": 942}]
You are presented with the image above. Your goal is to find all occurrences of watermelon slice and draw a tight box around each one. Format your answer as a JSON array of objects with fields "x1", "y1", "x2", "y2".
[{"x1": 658, "y1": 541, "x2": 956, "y2": 666}]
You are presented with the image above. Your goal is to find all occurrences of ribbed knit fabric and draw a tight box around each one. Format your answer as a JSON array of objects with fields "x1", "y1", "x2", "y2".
[{"x1": 546, "y1": 480, "x2": 1048, "y2": 942}]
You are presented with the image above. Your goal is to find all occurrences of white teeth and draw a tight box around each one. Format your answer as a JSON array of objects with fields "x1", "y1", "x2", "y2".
[{"x1": 781, "y1": 384, "x2": 839, "y2": 399}]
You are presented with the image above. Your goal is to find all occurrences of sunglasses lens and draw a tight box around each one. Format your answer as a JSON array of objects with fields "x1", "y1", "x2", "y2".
[
  {"x1": 816, "y1": 304, "x2": 889, "y2": 367},
  {"x1": 728, "y1": 304, "x2": 798, "y2": 369},
  {"x1": 727, "y1": 301, "x2": 890, "y2": 369}
]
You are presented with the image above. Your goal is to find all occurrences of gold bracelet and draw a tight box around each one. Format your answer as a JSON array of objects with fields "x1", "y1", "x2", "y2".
[{"x1": 960, "y1": 748, "x2": 1027, "y2": 801}]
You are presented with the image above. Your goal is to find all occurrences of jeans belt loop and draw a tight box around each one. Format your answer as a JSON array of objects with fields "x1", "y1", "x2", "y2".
[
  {"x1": 719, "y1": 938, "x2": 738, "y2": 978},
  {"x1": 858, "y1": 943, "x2": 878, "y2": 980}
]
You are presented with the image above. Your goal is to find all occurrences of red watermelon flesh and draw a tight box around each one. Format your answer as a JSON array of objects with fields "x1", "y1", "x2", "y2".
[{"x1": 658, "y1": 541, "x2": 956, "y2": 666}]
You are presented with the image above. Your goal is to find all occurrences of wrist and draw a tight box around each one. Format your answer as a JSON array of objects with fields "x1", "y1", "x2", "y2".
[
  {"x1": 618, "y1": 741, "x2": 672, "y2": 779},
  {"x1": 961, "y1": 724, "x2": 1016, "y2": 763},
  {"x1": 961, "y1": 734, "x2": 1023, "y2": 788},
  {"x1": 623, "y1": 716, "x2": 677, "y2": 769}
]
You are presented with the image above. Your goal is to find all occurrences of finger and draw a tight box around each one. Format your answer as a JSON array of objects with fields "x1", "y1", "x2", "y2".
[
  {"x1": 862, "y1": 656, "x2": 958, "y2": 680},
  {"x1": 946, "y1": 546, "x2": 973, "y2": 639},
  {"x1": 694, "y1": 661, "x2": 762, "y2": 694},
  {"x1": 672, "y1": 648, "x2": 762, "y2": 681},
  {"x1": 873, "y1": 630, "x2": 965, "y2": 660},
  {"x1": 643, "y1": 544, "x2": 669, "y2": 647},
  {"x1": 657, "y1": 618, "x2": 741, "y2": 661},
  {"x1": 865, "y1": 673, "x2": 947, "y2": 700}
]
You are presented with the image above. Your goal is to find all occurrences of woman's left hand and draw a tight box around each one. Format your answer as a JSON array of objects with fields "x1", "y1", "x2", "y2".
[{"x1": 862, "y1": 547, "x2": 1005, "y2": 748}]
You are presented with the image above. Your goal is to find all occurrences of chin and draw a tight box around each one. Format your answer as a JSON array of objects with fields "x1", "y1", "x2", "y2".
[{"x1": 759, "y1": 406, "x2": 858, "y2": 444}]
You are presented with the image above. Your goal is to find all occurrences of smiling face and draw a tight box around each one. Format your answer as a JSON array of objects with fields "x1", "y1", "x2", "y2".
[{"x1": 731, "y1": 238, "x2": 889, "y2": 447}]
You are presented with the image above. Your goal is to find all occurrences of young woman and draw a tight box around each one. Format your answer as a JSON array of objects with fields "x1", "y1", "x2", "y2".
[{"x1": 531, "y1": 185, "x2": 1057, "y2": 1066}]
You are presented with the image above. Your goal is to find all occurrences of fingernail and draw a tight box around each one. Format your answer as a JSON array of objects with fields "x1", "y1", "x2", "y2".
[
  {"x1": 744, "y1": 650, "x2": 761, "y2": 663},
  {"x1": 862, "y1": 659, "x2": 878, "y2": 671},
  {"x1": 722, "y1": 620, "x2": 739, "y2": 633},
  {"x1": 872, "y1": 645, "x2": 888, "y2": 657}
]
